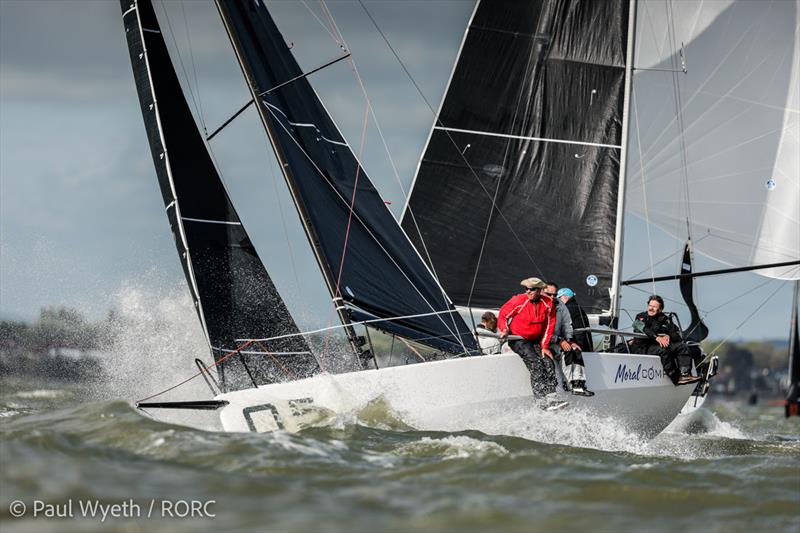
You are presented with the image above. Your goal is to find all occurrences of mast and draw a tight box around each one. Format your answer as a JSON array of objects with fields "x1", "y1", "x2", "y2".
[
  {"x1": 609, "y1": 0, "x2": 638, "y2": 322},
  {"x1": 401, "y1": 0, "x2": 632, "y2": 314},
  {"x1": 121, "y1": 0, "x2": 317, "y2": 392},
  {"x1": 786, "y1": 280, "x2": 800, "y2": 417},
  {"x1": 212, "y1": 0, "x2": 363, "y2": 361}
]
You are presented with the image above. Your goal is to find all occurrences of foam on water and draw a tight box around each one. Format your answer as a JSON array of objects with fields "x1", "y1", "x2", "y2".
[
  {"x1": 80, "y1": 279, "x2": 757, "y2": 461},
  {"x1": 664, "y1": 408, "x2": 748, "y2": 440},
  {"x1": 395, "y1": 436, "x2": 509, "y2": 459},
  {"x1": 12, "y1": 389, "x2": 69, "y2": 399}
]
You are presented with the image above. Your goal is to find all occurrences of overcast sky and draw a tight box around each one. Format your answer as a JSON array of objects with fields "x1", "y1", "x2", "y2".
[{"x1": 0, "y1": 0, "x2": 797, "y2": 344}]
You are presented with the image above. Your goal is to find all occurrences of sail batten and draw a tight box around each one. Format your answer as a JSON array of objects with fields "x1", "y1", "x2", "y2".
[
  {"x1": 402, "y1": 0, "x2": 630, "y2": 314},
  {"x1": 434, "y1": 126, "x2": 623, "y2": 148},
  {"x1": 121, "y1": 0, "x2": 317, "y2": 392}
]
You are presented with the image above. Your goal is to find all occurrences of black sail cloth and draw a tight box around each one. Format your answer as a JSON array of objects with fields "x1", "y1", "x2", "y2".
[
  {"x1": 121, "y1": 0, "x2": 317, "y2": 392},
  {"x1": 216, "y1": 0, "x2": 477, "y2": 354},
  {"x1": 402, "y1": 0, "x2": 629, "y2": 314}
]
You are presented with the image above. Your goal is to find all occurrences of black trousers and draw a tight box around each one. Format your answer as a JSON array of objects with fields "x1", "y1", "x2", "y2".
[
  {"x1": 630, "y1": 341, "x2": 690, "y2": 384},
  {"x1": 509, "y1": 339, "x2": 557, "y2": 398}
]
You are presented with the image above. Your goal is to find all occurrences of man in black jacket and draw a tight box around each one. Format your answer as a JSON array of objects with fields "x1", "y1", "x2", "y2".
[
  {"x1": 629, "y1": 295, "x2": 701, "y2": 386},
  {"x1": 558, "y1": 288, "x2": 593, "y2": 352}
]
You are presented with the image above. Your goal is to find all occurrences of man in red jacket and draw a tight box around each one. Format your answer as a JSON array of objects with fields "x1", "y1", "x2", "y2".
[{"x1": 498, "y1": 277, "x2": 566, "y2": 409}]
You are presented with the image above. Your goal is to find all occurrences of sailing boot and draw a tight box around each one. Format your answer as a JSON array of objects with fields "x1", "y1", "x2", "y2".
[
  {"x1": 677, "y1": 374, "x2": 702, "y2": 385},
  {"x1": 541, "y1": 393, "x2": 569, "y2": 411},
  {"x1": 571, "y1": 380, "x2": 595, "y2": 397}
]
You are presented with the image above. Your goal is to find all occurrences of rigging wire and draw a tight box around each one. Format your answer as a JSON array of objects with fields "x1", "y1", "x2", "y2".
[
  {"x1": 702, "y1": 265, "x2": 800, "y2": 316},
  {"x1": 634, "y1": 48, "x2": 790, "y2": 188},
  {"x1": 632, "y1": 85, "x2": 658, "y2": 294},
  {"x1": 300, "y1": 0, "x2": 344, "y2": 48},
  {"x1": 269, "y1": 156, "x2": 304, "y2": 298},
  {"x1": 665, "y1": 0, "x2": 693, "y2": 244},
  {"x1": 179, "y1": 0, "x2": 206, "y2": 132},
  {"x1": 706, "y1": 277, "x2": 790, "y2": 358},
  {"x1": 636, "y1": 4, "x2": 773, "y2": 167},
  {"x1": 626, "y1": 233, "x2": 711, "y2": 280},
  {"x1": 261, "y1": 100, "x2": 470, "y2": 355},
  {"x1": 156, "y1": 0, "x2": 205, "y2": 131},
  {"x1": 293, "y1": 0, "x2": 471, "y2": 353},
  {"x1": 356, "y1": 0, "x2": 546, "y2": 280}
]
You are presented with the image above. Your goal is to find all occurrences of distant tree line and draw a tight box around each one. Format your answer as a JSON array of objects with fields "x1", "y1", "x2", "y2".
[
  {"x1": 0, "y1": 307, "x2": 115, "y2": 380},
  {"x1": 0, "y1": 306, "x2": 792, "y2": 384}
]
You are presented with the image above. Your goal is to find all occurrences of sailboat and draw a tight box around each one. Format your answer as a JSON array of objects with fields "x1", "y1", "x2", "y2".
[{"x1": 121, "y1": 0, "x2": 799, "y2": 437}]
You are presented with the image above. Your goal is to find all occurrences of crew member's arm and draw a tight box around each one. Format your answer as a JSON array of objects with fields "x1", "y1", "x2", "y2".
[
  {"x1": 641, "y1": 313, "x2": 659, "y2": 340},
  {"x1": 654, "y1": 315, "x2": 671, "y2": 347},
  {"x1": 497, "y1": 295, "x2": 521, "y2": 339},
  {"x1": 561, "y1": 307, "x2": 577, "y2": 351},
  {"x1": 540, "y1": 301, "x2": 558, "y2": 358}
]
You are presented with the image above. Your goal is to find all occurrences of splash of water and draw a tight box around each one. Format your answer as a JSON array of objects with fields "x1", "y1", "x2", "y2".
[{"x1": 91, "y1": 279, "x2": 210, "y2": 405}]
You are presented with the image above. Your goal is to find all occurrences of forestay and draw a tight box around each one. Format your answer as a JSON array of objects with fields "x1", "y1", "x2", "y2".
[
  {"x1": 401, "y1": 0, "x2": 631, "y2": 314},
  {"x1": 121, "y1": 0, "x2": 317, "y2": 392}
]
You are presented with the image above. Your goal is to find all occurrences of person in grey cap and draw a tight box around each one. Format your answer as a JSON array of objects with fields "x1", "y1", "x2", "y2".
[{"x1": 497, "y1": 277, "x2": 567, "y2": 410}]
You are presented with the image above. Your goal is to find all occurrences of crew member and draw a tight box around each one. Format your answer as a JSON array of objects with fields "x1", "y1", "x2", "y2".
[
  {"x1": 476, "y1": 311, "x2": 503, "y2": 355},
  {"x1": 629, "y1": 295, "x2": 701, "y2": 386},
  {"x1": 545, "y1": 283, "x2": 594, "y2": 397},
  {"x1": 498, "y1": 278, "x2": 566, "y2": 409}
]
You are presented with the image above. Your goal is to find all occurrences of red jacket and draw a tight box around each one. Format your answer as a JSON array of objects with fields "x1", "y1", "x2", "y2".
[{"x1": 497, "y1": 293, "x2": 557, "y2": 348}]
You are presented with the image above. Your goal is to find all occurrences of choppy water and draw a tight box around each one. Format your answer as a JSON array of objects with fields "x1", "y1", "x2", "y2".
[
  {"x1": 1, "y1": 376, "x2": 798, "y2": 533},
  {"x1": 2, "y1": 287, "x2": 798, "y2": 531}
]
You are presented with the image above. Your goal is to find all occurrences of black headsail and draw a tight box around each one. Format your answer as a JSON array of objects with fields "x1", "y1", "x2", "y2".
[
  {"x1": 679, "y1": 242, "x2": 709, "y2": 342},
  {"x1": 401, "y1": 0, "x2": 630, "y2": 315},
  {"x1": 214, "y1": 0, "x2": 477, "y2": 355},
  {"x1": 121, "y1": 0, "x2": 316, "y2": 392}
]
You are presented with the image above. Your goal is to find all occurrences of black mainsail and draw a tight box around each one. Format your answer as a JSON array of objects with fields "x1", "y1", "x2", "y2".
[
  {"x1": 401, "y1": 0, "x2": 630, "y2": 315},
  {"x1": 121, "y1": 0, "x2": 317, "y2": 392},
  {"x1": 214, "y1": 0, "x2": 477, "y2": 355}
]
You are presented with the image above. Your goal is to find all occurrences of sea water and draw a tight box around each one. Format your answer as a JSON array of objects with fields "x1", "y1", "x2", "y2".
[
  {"x1": 2, "y1": 378, "x2": 798, "y2": 533},
  {"x1": 1, "y1": 286, "x2": 798, "y2": 532}
]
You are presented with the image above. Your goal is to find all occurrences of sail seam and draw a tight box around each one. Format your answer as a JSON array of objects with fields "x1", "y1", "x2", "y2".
[
  {"x1": 182, "y1": 217, "x2": 242, "y2": 226},
  {"x1": 433, "y1": 126, "x2": 622, "y2": 149}
]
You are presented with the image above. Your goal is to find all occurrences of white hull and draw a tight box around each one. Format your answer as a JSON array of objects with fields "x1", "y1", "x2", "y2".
[{"x1": 217, "y1": 352, "x2": 697, "y2": 438}]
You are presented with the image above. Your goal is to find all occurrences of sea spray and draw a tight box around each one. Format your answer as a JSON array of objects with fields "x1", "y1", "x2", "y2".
[{"x1": 92, "y1": 280, "x2": 209, "y2": 404}]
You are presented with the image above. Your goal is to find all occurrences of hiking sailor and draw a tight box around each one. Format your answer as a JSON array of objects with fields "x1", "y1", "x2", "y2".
[
  {"x1": 544, "y1": 283, "x2": 594, "y2": 397},
  {"x1": 629, "y1": 295, "x2": 702, "y2": 386},
  {"x1": 498, "y1": 278, "x2": 567, "y2": 410},
  {"x1": 476, "y1": 311, "x2": 503, "y2": 355}
]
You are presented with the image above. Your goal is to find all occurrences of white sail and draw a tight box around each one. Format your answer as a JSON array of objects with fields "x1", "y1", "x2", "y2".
[{"x1": 627, "y1": 0, "x2": 800, "y2": 280}]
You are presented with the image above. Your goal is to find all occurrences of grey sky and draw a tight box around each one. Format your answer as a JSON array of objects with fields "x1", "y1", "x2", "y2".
[{"x1": 0, "y1": 0, "x2": 796, "y2": 343}]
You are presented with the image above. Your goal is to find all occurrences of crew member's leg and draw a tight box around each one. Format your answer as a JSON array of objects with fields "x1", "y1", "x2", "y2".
[
  {"x1": 532, "y1": 344, "x2": 558, "y2": 397},
  {"x1": 673, "y1": 342, "x2": 693, "y2": 376},
  {"x1": 509, "y1": 340, "x2": 556, "y2": 398},
  {"x1": 645, "y1": 344, "x2": 680, "y2": 384},
  {"x1": 563, "y1": 349, "x2": 594, "y2": 396}
]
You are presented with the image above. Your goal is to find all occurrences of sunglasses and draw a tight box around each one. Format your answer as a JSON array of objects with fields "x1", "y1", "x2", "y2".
[
  {"x1": 525, "y1": 287, "x2": 542, "y2": 292},
  {"x1": 543, "y1": 292, "x2": 557, "y2": 297}
]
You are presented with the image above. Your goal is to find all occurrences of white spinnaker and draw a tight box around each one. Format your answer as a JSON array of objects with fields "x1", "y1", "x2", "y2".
[{"x1": 627, "y1": 0, "x2": 800, "y2": 280}]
